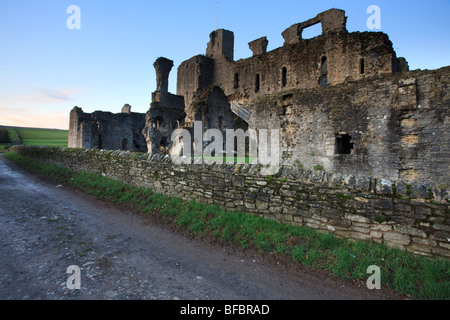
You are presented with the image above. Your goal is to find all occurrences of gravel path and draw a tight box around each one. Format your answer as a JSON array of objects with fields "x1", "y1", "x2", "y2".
[{"x1": 0, "y1": 155, "x2": 404, "y2": 300}]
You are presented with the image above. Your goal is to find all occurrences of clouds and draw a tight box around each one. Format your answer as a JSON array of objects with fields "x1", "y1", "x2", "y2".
[
  {"x1": 1, "y1": 87, "x2": 80, "y2": 107},
  {"x1": 33, "y1": 88, "x2": 78, "y2": 102},
  {"x1": 0, "y1": 111, "x2": 69, "y2": 130},
  {"x1": 0, "y1": 87, "x2": 79, "y2": 129}
]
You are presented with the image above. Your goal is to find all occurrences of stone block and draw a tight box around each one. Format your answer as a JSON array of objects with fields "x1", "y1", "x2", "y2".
[
  {"x1": 255, "y1": 199, "x2": 269, "y2": 210},
  {"x1": 312, "y1": 214, "x2": 328, "y2": 223},
  {"x1": 394, "y1": 225, "x2": 427, "y2": 238},
  {"x1": 269, "y1": 206, "x2": 283, "y2": 214},
  {"x1": 370, "y1": 230, "x2": 383, "y2": 239},
  {"x1": 350, "y1": 226, "x2": 371, "y2": 234},
  {"x1": 412, "y1": 237, "x2": 437, "y2": 247},
  {"x1": 344, "y1": 213, "x2": 371, "y2": 224},
  {"x1": 432, "y1": 231, "x2": 450, "y2": 242},
  {"x1": 371, "y1": 223, "x2": 393, "y2": 232},
  {"x1": 354, "y1": 175, "x2": 371, "y2": 191},
  {"x1": 438, "y1": 241, "x2": 450, "y2": 250},
  {"x1": 433, "y1": 224, "x2": 450, "y2": 232},
  {"x1": 328, "y1": 219, "x2": 352, "y2": 229},
  {"x1": 370, "y1": 199, "x2": 394, "y2": 210},
  {"x1": 321, "y1": 207, "x2": 342, "y2": 219},
  {"x1": 432, "y1": 247, "x2": 450, "y2": 258},
  {"x1": 232, "y1": 176, "x2": 245, "y2": 187},
  {"x1": 244, "y1": 201, "x2": 255, "y2": 209},
  {"x1": 407, "y1": 243, "x2": 433, "y2": 255},
  {"x1": 384, "y1": 232, "x2": 411, "y2": 245},
  {"x1": 378, "y1": 179, "x2": 394, "y2": 195},
  {"x1": 410, "y1": 184, "x2": 431, "y2": 199},
  {"x1": 351, "y1": 232, "x2": 373, "y2": 241},
  {"x1": 306, "y1": 222, "x2": 320, "y2": 229}
]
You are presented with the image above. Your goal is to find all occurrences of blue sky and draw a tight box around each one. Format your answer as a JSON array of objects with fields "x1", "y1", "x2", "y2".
[{"x1": 1, "y1": 0, "x2": 449, "y2": 130}]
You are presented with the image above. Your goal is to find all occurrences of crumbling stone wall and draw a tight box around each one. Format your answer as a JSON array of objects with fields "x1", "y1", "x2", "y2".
[
  {"x1": 146, "y1": 59, "x2": 238, "y2": 156},
  {"x1": 187, "y1": 86, "x2": 236, "y2": 130},
  {"x1": 68, "y1": 106, "x2": 147, "y2": 152},
  {"x1": 176, "y1": 9, "x2": 407, "y2": 112},
  {"x1": 248, "y1": 66, "x2": 450, "y2": 185},
  {"x1": 177, "y1": 55, "x2": 214, "y2": 114},
  {"x1": 68, "y1": 8, "x2": 447, "y2": 189},
  {"x1": 13, "y1": 146, "x2": 450, "y2": 259}
]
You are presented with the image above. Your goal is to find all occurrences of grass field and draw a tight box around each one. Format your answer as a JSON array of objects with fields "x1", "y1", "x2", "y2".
[{"x1": 0, "y1": 126, "x2": 68, "y2": 148}]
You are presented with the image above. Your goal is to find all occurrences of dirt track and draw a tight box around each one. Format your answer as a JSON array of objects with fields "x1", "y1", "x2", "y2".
[{"x1": 0, "y1": 155, "x2": 405, "y2": 300}]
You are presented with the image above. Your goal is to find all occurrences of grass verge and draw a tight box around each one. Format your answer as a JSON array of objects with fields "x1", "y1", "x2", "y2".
[{"x1": 4, "y1": 151, "x2": 450, "y2": 300}]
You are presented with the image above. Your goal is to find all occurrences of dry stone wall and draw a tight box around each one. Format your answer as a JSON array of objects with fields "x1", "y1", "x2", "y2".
[{"x1": 13, "y1": 146, "x2": 450, "y2": 259}]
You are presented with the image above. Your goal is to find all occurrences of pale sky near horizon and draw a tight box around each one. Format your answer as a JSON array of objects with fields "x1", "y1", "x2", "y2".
[{"x1": 1, "y1": 0, "x2": 449, "y2": 130}]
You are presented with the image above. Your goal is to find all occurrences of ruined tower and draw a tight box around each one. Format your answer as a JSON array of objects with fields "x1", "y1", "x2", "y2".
[
  {"x1": 142, "y1": 58, "x2": 185, "y2": 155},
  {"x1": 206, "y1": 29, "x2": 234, "y2": 61}
]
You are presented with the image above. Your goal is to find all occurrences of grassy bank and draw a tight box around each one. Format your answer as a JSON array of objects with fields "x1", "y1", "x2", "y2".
[
  {"x1": 4, "y1": 151, "x2": 450, "y2": 300},
  {"x1": 0, "y1": 126, "x2": 68, "y2": 147}
]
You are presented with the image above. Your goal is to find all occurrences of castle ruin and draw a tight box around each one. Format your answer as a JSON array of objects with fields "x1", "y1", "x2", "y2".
[{"x1": 68, "y1": 8, "x2": 450, "y2": 185}]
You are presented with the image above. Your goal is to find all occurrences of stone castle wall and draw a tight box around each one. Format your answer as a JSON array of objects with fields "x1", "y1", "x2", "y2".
[
  {"x1": 248, "y1": 66, "x2": 450, "y2": 185},
  {"x1": 176, "y1": 9, "x2": 404, "y2": 111},
  {"x1": 13, "y1": 146, "x2": 450, "y2": 259},
  {"x1": 68, "y1": 107, "x2": 147, "y2": 153}
]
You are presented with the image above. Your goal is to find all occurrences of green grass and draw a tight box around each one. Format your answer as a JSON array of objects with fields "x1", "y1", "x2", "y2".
[
  {"x1": 0, "y1": 126, "x2": 68, "y2": 147},
  {"x1": 4, "y1": 150, "x2": 450, "y2": 300},
  {"x1": 15, "y1": 127, "x2": 68, "y2": 147},
  {"x1": 5, "y1": 127, "x2": 19, "y2": 141}
]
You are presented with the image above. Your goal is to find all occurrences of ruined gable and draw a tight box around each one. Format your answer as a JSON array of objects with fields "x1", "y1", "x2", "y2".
[{"x1": 68, "y1": 106, "x2": 147, "y2": 152}]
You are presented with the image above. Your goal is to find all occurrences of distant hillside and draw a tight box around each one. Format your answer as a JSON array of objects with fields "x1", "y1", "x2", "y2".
[{"x1": 0, "y1": 125, "x2": 68, "y2": 149}]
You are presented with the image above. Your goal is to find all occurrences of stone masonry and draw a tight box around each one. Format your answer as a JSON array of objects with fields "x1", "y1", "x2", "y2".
[
  {"x1": 67, "y1": 8, "x2": 450, "y2": 186},
  {"x1": 68, "y1": 106, "x2": 147, "y2": 153},
  {"x1": 63, "y1": 8, "x2": 449, "y2": 258},
  {"x1": 13, "y1": 146, "x2": 450, "y2": 259}
]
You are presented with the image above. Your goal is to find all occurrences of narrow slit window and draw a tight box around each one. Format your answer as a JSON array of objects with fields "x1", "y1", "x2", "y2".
[
  {"x1": 234, "y1": 73, "x2": 239, "y2": 89},
  {"x1": 255, "y1": 74, "x2": 260, "y2": 93},
  {"x1": 360, "y1": 58, "x2": 365, "y2": 75},
  {"x1": 319, "y1": 56, "x2": 328, "y2": 88},
  {"x1": 122, "y1": 139, "x2": 128, "y2": 151},
  {"x1": 282, "y1": 67, "x2": 287, "y2": 87}
]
